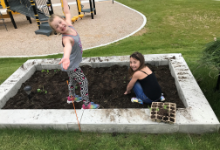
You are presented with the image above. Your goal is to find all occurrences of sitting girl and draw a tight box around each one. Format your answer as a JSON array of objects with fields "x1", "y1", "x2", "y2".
[{"x1": 124, "y1": 52, "x2": 165, "y2": 104}]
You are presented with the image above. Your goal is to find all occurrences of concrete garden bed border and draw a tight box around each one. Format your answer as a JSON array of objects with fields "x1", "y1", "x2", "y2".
[{"x1": 0, "y1": 54, "x2": 219, "y2": 133}]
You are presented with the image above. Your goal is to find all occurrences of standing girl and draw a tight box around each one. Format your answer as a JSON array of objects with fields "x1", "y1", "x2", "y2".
[
  {"x1": 124, "y1": 52, "x2": 165, "y2": 104},
  {"x1": 49, "y1": 0, "x2": 99, "y2": 109}
]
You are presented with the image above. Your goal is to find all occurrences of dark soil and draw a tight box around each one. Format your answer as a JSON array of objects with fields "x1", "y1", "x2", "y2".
[
  {"x1": 158, "y1": 108, "x2": 169, "y2": 116},
  {"x1": 170, "y1": 114, "x2": 175, "y2": 117},
  {"x1": 163, "y1": 117, "x2": 168, "y2": 121},
  {"x1": 151, "y1": 112, "x2": 156, "y2": 115},
  {"x1": 158, "y1": 116, "x2": 162, "y2": 120},
  {"x1": 2, "y1": 64, "x2": 185, "y2": 109},
  {"x1": 151, "y1": 115, "x2": 155, "y2": 119}
]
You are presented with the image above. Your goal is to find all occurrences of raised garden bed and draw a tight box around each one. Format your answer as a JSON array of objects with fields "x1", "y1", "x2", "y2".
[
  {"x1": 2, "y1": 64, "x2": 184, "y2": 109},
  {"x1": 0, "y1": 54, "x2": 218, "y2": 133}
]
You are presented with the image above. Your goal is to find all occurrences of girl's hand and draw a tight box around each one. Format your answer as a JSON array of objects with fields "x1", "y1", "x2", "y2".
[
  {"x1": 59, "y1": 57, "x2": 70, "y2": 70},
  {"x1": 124, "y1": 91, "x2": 131, "y2": 95}
]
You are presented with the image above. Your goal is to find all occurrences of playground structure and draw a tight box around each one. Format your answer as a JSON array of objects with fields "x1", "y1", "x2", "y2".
[
  {"x1": 2, "y1": 0, "x2": 54, "y2": 36},
  {"x1": 0, "y1": 0, "x2": 20, "y2": 18},
  {"x1": 0, "y1": 10, "x2": 7, "y2": 30},
  {"x1": 76, "y1": 0, "x2": 96, "y2": 19},
  {"x1": 1, "y1": 0, "x2": 97, "y2": 36}
]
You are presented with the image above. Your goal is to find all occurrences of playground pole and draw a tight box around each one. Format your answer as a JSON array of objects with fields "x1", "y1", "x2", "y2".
[
  {"x1": 47, "y1": 0, "x2": 54, "y2": 15},
  {"x1": 8, "y1": 12, "x2": 17, "y2": 28},
  {"x1": 92, "y1": 0, "x2": 96, "y2": 15},
  {"x1": 30, "y1": 0, "x2": 40, "y2": 29},
  {"x1": 76, "y1": 0, "x2": 81, "y2": 15},
  {"x1": 89, "y1": 0, "x2": 94, "y2": 19},
  {"x1": 26, "y1": 16, "x2": 32, "y2": 24},
  {"x1": 4, "y1": 0, "x2": 17, "y2": 29}
]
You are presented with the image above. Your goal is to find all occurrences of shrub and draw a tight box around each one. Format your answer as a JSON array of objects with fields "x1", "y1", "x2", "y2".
[{"x1": 201, "y1": 38, "x2": 220, "y2": 71}]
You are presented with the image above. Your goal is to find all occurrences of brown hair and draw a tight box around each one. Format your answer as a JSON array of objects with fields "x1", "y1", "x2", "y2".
[
  {"x1": 48, "y1": 14, "x2": 64, "y2": 32},
  {"x1": 129, "y1": 52, "x2": 146, "y2": 77}
]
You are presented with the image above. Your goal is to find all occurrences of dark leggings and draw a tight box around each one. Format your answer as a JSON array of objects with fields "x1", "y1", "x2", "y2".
[{"x1": 67, "y1": 67, "x2": 89, "y2": 104}]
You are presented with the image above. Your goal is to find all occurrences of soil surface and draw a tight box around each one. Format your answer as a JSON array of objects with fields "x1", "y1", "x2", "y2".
[{"x1": 2, "y1": 65, "x2": 185, "y2": 109}]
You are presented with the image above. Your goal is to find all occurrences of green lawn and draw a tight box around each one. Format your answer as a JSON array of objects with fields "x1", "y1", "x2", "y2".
[{"x1": 1, "y1": 0, "x2": 220, "y2": 149}]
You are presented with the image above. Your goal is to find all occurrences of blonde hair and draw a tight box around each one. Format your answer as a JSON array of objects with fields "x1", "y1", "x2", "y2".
[{"x1": 48, "y1": 14, "x2": 64, "y2": 32}]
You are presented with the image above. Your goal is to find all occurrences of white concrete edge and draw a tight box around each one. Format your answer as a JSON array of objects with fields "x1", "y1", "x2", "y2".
[
  {"x1": 0, "y1": 1, "x2": 147, "y2": 58},
  {"x1": 169, "y1": 57, "x2": 219, "y2": 124}
]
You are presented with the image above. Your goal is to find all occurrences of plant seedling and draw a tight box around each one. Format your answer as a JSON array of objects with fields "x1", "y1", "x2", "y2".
[
  {"x1": 124, "y1": 81, "x2": 126, "y2": 83},
  {"x1": 148, "y1": 106, "x2": 152, "y2": 112},
  {"x1": 41, "y1": 70, "x2": 45, "y2": 73},
  {"x1": 163, "y1": 105, "x2": 167, "y2": 109},
  {"x1": 37, "y1": 89, "x2": 41, "y2": 93},
  {"x1": 156, "y1": 108, "x2": 159, "y2": 112},
  {"x1": 75, "y1": 86, "x2": 78, "y2": 89},
  {"x1": 37, "y1": 86, "x2": 47, "y2": 94},
  {"x1": 53, "y1": 70, "x2": 58, "y2": 75},
  {"x1": 47, "y1": 69, "x2": 49, "y2": 74}
]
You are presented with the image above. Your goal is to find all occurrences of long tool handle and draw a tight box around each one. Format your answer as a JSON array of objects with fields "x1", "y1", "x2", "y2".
[
  {"x1": 67, "y1": 80, "x2": 81, "y2": 132},
  {"x1": 71, "y1": 96, "x2": 81, "y2": 132}
]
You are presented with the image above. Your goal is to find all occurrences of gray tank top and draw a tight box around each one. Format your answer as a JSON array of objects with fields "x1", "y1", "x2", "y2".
[{"x1": 61, "y1": 26, "x2": 83, "y2": 72}]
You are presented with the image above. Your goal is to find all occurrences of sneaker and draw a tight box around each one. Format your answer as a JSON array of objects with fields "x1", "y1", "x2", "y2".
[
  {"x1": 67, "y1": 95, "x2": 82, "y2": 104},
  {"x1": 82, "y1": 102, "x2": 100, "y2": 109},
  {"x1": 131, "y1": 97, "x2": 143, "y2": 104},
  {"x1": 160, "y1": 96, "x2": 165, "y2": 102}
]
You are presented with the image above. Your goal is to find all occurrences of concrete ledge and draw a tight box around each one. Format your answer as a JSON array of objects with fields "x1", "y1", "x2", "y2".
[
  {"x1": 179, "y1": 124, "x2": 219, "y2": 134},
  {"x1": 0, "y1": 54, "x2": 219, "y2": 133},
  {"x1": 0, "y1": 110, "x2": 83, "y2": 130},
  {"x1": 81, "y1": 109, "x2": 179, "y2": 133}
]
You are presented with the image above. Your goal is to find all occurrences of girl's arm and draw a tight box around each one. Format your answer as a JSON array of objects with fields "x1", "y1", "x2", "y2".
[
  {"x1": 124, "y1": 73, "x2": 139, "y2": 94},
  {"x1": 59, "y1": 37, "x2": 74, "y2": 70},
  {"x1": 62, "y1": 0, "x2": 72, "y2": 25}
]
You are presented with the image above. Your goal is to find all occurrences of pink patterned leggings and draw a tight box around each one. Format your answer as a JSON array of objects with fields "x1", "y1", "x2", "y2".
[{"x1": 67, "y1": 67, "x2": 89, "y2": 104}]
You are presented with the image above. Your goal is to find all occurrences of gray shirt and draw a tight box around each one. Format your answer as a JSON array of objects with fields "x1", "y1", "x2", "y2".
[{"x1": 61, "y1": 26, "x2": 83, "y2": 72}]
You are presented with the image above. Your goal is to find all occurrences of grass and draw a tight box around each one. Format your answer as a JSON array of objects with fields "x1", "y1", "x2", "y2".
[
  {"x1": 0, "y1": 129, "x2": 220, "y2": 150},
  {"x1": 1, "y1": 0, "x2": 220, "y2": 149}
]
